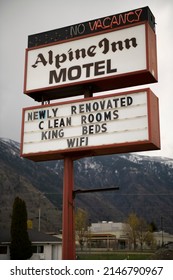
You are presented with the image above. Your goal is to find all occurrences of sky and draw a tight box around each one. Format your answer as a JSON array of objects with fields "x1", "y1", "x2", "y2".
[{"x1": 0, "y1": 0, "x2": 173, "y2": 159}]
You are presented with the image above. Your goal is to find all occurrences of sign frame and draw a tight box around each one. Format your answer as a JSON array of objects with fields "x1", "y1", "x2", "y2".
[
  {"x1": 20, "y1": 88, "x2": 160, "y2": 161},
  {"x1": 24, "y1": 22, "x2": 158, "y2": 102}
]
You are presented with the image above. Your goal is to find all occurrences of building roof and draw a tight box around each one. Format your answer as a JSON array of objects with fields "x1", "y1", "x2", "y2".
[
  {"x1": 91, "y1": 222, "x2": 127, "y2": 233},
  {"x1": 0, "y1": 229, "x2": 62, "y2": 244}
]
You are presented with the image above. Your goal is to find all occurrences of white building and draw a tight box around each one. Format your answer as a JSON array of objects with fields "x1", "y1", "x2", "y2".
[
  {"x1": 89, "y1": 222, "x2": 129, "y2": 250},
  {"x1": 0, "y1": 229, "x2": 62, "y2": 260},
  {"x1": 88, "y1": 222, "x2": 173, "y2": 250},
  {"x1": 153, "y1": 231, "x2": 173, "y2": 247}
]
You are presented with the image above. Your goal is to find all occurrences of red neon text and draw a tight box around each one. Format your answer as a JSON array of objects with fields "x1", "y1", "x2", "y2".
[{"x1": 89, "y1": 9, "x2": 143, "y2": 31}]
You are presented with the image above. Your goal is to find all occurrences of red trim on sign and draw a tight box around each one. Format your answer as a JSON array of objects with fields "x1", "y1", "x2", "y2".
[
  {"x1": 20, "y1": 88, "x2": 160, "y2": 162},
  {"x1": 20, "y1": 108, "x2": 25, "y2": 157},
  {"x1": 147, "y1": 89, "x2": 160, "y2": 149},
  {"x1": 23, "y1": 50, "x2": 28, "y2": 94},
  {"x1": 147, "y1": 23, "x2": 158, "y2": 81}
]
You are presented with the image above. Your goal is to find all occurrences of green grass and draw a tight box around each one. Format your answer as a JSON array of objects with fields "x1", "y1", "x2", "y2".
[{"x1": 77, "y1": 252, "x2": 153, "y2": 260}]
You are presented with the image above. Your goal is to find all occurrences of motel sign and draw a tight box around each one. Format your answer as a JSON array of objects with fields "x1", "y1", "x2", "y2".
[{"x1": 21, "y1": 6, "x2": 160, "y2": 260}]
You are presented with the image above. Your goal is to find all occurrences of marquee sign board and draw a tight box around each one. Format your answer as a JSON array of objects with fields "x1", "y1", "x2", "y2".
[
  {"x1": 28, "y1": 6, "x2": 155, "y2": 48},
  {"x1": 21, "y1": 88, "x2": 160, "y2": 161},
  {"x1": 24, "y1": 22, "x2": 157, "y2": 101}
]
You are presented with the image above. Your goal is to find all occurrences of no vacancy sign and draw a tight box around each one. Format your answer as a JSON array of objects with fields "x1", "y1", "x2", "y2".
[{"x1": 21, "y1": 88, "x2": 160, "y2": 161}]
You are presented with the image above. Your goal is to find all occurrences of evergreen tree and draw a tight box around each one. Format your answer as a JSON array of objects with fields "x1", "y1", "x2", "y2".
[{"x1": 10, "y1": 197, "x2": 32, "y2": 260}]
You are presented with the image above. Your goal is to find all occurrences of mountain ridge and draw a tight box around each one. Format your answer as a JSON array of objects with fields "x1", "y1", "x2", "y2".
[{"x1": 0, "y1": 137, "x2": 173, "y2": 233}]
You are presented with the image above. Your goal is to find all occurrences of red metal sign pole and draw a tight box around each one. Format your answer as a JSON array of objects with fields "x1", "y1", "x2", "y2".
[{"x1": 62, "y1": 157, "x2": 76, "y2": 260}]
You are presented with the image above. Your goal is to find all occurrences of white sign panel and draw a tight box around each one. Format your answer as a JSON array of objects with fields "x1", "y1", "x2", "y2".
[
  {"x1": 21, "y1": 89, "x2": 160, "y2": 161},
  {"x1": 25, "y1": 24, "x2": 147, "y2": 92}
]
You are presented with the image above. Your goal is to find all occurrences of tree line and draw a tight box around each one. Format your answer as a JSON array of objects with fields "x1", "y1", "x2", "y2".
[
  {"x1": 9, "y1": 198, "x2": 157, "y2": 259},
  {"x1": 75, "y1": 208, "x2": 157, "y2": 251}
]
